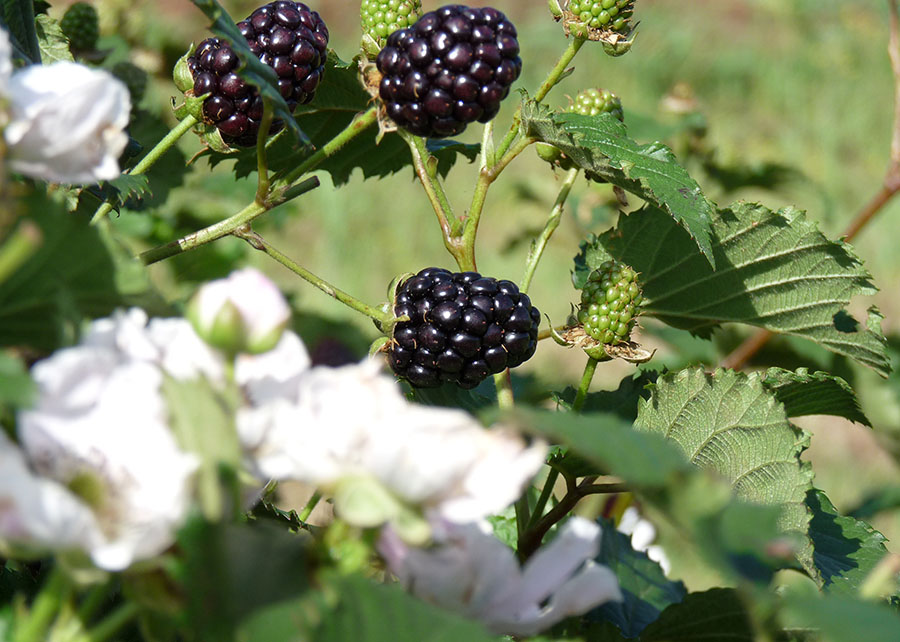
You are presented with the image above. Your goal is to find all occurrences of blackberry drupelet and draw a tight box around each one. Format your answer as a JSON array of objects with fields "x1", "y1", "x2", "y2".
[
  {"x1": 187, "y1": 1, "x2": 328, "y2": 147},
  {"x1": 375, "y1": 4, "x2": 522, "y2": 138},
  {"x1": 362, "y1": 0, "x2": 422, "y2": 46},
  {"x1": 60, "y1": 2, "x2": 99, "y2": 52},
  {"x1": 566, "y1": 0, "x2": 635, "y2": 33},
  {"x1": 577, "y1": 260, "x2": 643, "y2": 345},
  {"x1": 388, "y1": 268, "x2": 540, "y2": 389},
  {"x1": 573, "y1": 87, "x2": 623, "y2": 121}
]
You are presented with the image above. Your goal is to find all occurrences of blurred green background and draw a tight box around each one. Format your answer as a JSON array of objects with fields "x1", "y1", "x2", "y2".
[{"x1": 65, "y1": 0, "x2": 900, "y2": 568}]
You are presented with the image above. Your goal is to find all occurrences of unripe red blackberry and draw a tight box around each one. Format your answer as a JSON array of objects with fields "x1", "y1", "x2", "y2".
[
  {"x1": 577, "y1": 260, "x2": 642, "y2": 345},
  {"x1": 573, "y1": 87, "x2": 624, "y2": 121},
  {"x1": 61, "y1": 2, "x2": 99, "y2": 52},
  {"x1": 387, "y1": 268, "x2": 540, "y2": 389},
  {"x1": 375, "y1": 5, "x2": 522, "y2": 138},
  {"x1": 566, "y1": 0, "x2": 634, "y2": 33},
  {"x1": 362, "y1": 0, "x2": 422, "y2": 46},
  {"x1": 187, "y1": 1, "x2": 328, "y2": 147}
]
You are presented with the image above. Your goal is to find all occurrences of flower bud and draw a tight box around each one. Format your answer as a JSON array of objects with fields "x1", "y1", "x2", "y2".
[{"x1": 188, "y1": 268, "x2": 291, "y2": 356}]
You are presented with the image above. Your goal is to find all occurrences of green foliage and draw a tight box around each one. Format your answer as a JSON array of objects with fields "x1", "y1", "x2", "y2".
[
  {"x1": 34, "y1": 13, "x2": 73, "y2": 64},
  {"x1": 634, "y1": 368, "x2": 816, "y2": 578},
  {"x1": 521, "y1": 99, "x2": 716, "y2": 265},
  {"x1": 762, "y1": 368, "x2": 870, "y2": 426},
  {"x1": 781, "y1": 593, "x2": 900, "y2": 642},
  {"x1": 0, "y1": 0, "x2": 41, "y2": 62},
  {"x1": 0, "y1": 352, "x2": 34, "y2": 407},
  {"x1": 638, "y1": 588, "x2": 755, "y2": 641},
  {"x1": 574, "y1": 203, "x2": 891, "y2": 376}
]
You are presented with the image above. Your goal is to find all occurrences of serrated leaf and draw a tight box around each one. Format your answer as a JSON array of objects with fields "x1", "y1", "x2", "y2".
[
  {"x1": 206, "y1": 55, "x2": 477, "y2": 185},
  {"x1": 762, "y1": 368, "x2": 870, "y2": 426},
  {"x1": 521, "y1": 99, "x2": 715, "y2": 265},
  {"x1": 588, "y1": 519, "x2": 686, "y2": 638},
  {"x1": 634, "y1": 368, "x2": 816, "y2": 579},
  {"x1": 84, "y1": 174, "x2": 151, "y2": 211},
  {"x1": 574, "y1": 202, "x2": 890, "y2": 376},
  {"x1": 34, "y1": 13, "x2": 72, "y2": 64},
  {"x1": 638, "y1": 588, "x2": 755, "y2": 641},
  {"x1": 1, "y1": 0, "x2": 41, "y2": 63},
  {"x1": 313, "y1": 575, "x2": 496, "y2": 642},
  {"x1": 807, "y1": 489, "x2": 890, "y2": 595},
  {"x1": 189, "y1": 0, "x2": 308, "y2": 146}
]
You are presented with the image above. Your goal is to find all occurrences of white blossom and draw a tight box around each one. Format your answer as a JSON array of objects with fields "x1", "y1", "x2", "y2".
[
  {"x1": 5, "y1": 309, "x2": 212, "y2": 571},
  {"x1": 238, "y1": 359, "x2": 546, "y2": 526},
  {"x1": 3, "y1": 60, "x2": 130, "y2": 184},
  {"x1": 618, "y1": 506, "x2": 671, "y2": 575},
  {"x1": 378, "y1": 517, "x2": 623, "y2": 636},
  {"x1": 189, "y1": 268, "x2": 291, "y2": 355},
  {"x1": 0, "y1": 29, "x2": 11, "y2": 98}
]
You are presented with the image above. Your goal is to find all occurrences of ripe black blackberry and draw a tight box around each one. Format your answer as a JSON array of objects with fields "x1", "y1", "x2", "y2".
[
  {"x1": 387, "y1": 268, "x2": 540, "y2": 389},
  {"x1": 375, "y1": 5, "x2": 522, "y2": 138},
  {"x1": 187, "y1": 1, "x2": 328, "y2": 147}
]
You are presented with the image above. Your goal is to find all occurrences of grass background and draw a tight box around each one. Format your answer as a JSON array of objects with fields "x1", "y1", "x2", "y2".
[{"x1": 66, "y1": 0, "x2": 900, "y2": 583}]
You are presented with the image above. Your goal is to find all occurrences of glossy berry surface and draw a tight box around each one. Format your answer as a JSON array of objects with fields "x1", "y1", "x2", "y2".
[
  {"x1": 567, "y1": 0, "x2": 634, "y2": 33},
  {"x1": 61, "y1": 2, "x2": 99, "y2": 52},
  {"x1": 187, "y1": 1, "x2": 328, "y2": 147},
  {"x1": 375, "y1": 4, "x2": 522, "y2": 138},
  {"x1": 573, "y1": 88, "x2": 623, "y2": 121},
  {"x1": 388, "y1": 268, "x2": 540, "y2": 389},
  {"x1": 362, "y1": 0, "x2": 422, "y2": 44},
  {"x1": 577, "y1": 260, "x2": 643, "y2": 345}
]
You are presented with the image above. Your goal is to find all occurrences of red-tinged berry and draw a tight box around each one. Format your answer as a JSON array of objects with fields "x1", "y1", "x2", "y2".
[
  {"x1": 61, "y1": 2, "x2": 99, "y2": 52},
  {"x1": 387, "y1": 268, "x2": 540, "y2": 388},
  {"x1": 187, "y1": 1, "x2": 328, "y2": 147},
  {"x1": 375, "y1": 4, "x2": 522, "y2": 138},
  {"x1": 577, "y1": 260, "x2": 643, "y2": 346}
]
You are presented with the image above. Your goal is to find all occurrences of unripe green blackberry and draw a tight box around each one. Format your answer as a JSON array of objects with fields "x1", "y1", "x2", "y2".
[
  {"x1": 577, "y1": 260, "x2": 643, "y2": 345},
  {"x1": 111, "y1": 62, "x2": 148, "y2": 106},
  {"x1": 573, "y1": 87, "x2": 623, "y2": 121},
  {"x1": 362, "y1": 0, "x2": 422, "y2": 46},
  {"x1": 566, "y1": 0, "x2": 634, "y2": 33},
  {"x1": 61, "y1": 2, "x2": 100, "y2": 52}
]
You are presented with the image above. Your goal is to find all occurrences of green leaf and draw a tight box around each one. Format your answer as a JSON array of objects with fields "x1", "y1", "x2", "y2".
[
  {"x1": 782, "y1": 593, "x2": 900, "y2": 642},
  {"x1": 188, "y1": 0, "x2": 308, "y2": 146},
  {"x1": 34, "y1": 13, "x2": 71, "y2": 63},
  {"x1": 634, "y1": 368, "x2": 816, "y2": 578},
  {"x1": 588, "y1": 519, "x2": 686, "y2": 638},
  {"x1": 208, "y1": 55, "x2": 478, "y2": 185},
  {"x1": 0, "y1": 352, "x2": 34, "y2": 407},
  {"x1": 762, "y1": 368, "x2": 870, "y2": 426},
  {"x1": 807, "y1": 489, "x2": 890, "y2": 595},
  {"x1": 850, "y1": 486, "x2": 900, "y2": 520},
  {"x1": 554, "y1": 372, "x2": 656, "y2": 422},
  {"x1": 0, "y1": 0, "x2": 41, "y2": 63},
  {"x1": 575, "y1": 202, "x2": 890, "y2": 376},
  {"x1": 521, "y1": 100, "x2": 715, "y2": 265},
  {"x1": 638, "y1": 588, "x2": 755, "y2": 641},
  {"x1": 312, "y1": 575, "x2": 496, "y2": 642}
]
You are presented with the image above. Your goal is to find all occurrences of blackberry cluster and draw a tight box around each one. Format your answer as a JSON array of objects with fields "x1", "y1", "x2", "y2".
[
  {"x1": 375, "y1": 5, "x2": 522, "y2": 138},
  {"x1": 60, "y1": 2, "x2": 99, "y2": 52},
  {"x1": 362, "y1": 0, "x2": 422, "y2": 45},
  {"x1": 577, "y1": 260, "x2": 642, "y2": 345},
  {"x1": 388, "y1": 268, "x2": 540, "y2": 389},
  {"x1": 573, "y1": 88, "x2": 624, "y2": 121},
  {"x1": 187, "y1": 1, "x2": 328, "y2": 147},
  {"x1": 567, "y1": 0, "x2": 634, "y2": 33}
]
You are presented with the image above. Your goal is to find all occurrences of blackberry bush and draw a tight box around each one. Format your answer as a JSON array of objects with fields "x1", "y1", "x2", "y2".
[
  {"x1": 60, "y1": 2, "x2": 99, "y2": 52},
  {"x1": 387, "y1": 268, "x2": 540, "y2": 388},
  {"x1": 362, "y1": 0, "x2": 423, "y2": 46},
  {"x1": 187, "y1": 1, "x2": 328, "y2": 147},
  {"x1": 577, "y1": 259, "x2": 642, "y2": 345},
  {"x1": 375, "y1": 4, "x2": 522, "y2": 138}
]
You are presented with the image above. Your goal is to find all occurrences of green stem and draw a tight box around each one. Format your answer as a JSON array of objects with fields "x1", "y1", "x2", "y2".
[
  {"x1": 298, "y1": 491, "x2": 322, "y2": 523},
  {"x1": 91, "y1": 115, "x2": 198, "y2": 225},
  {"x1": 526, "y1": 467, "x2": 560, "y2": 532},
  {"x1": 235, "y1": 229, "x2": 390, "y2": 324},
  {"x1": 139, "y1": 176, "x2": 319, "y2": 265},
  {"x1": 495, "y1": 37, "x2": 586, "y2": 160},
  {"x1": 75, "y1": 602, "x2": 139, "y2": 642},
  {"x1": 521, "y1": 167, "x2": 579, "y2": 293},
  {"x1": 572, "y1": 357, "x2": 599, "y2": 412},
  {"x1": 255, "y1": 99, "x2": 275, "y2": 204},
  {"x1": 280, "y1": 106, "x2": 378, "y2": 186},
  {"x1": 15, "y1": 566, "x2": 71, "y2": 642},
  {"x1": 493, "y1": 370, "x2": 515, "y2": 409},
  {"x1": 0, "y1": 221, "x2": 42, "y2": 285},
  {"x1": 76, "y1": 582, "x2": 114, "y2": 626},
  {"x1": 578, "y1": 482, "x2": 630, "y2": 495}
]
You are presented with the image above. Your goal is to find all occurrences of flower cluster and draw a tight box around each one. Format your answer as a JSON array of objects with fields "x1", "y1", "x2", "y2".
[{"x1": 0, "y1": 28, "x2": 130, "y2": 184}]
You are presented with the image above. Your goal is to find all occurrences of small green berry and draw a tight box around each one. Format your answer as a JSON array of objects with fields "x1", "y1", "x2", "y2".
[
  {"x1": 573, "y1": 87, "x2": 625, "y2": 122},
  {"x1": 111, "y1": 61, "x2": 148, "y2": 106},
  {"x1": 362, "y1": 0, "x2": 422, "y2": 47},
  {"x1": 60, "y1": 2, "x2": 99, "y2": 52},
  {"x1": 566, "y1": 0, "x2": 634, "y2": 35},
  {"x1": 577, "y1": 259, "x2": 643, "y2": 346}
]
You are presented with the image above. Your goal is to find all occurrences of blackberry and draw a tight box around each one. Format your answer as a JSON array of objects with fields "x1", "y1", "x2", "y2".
[
  {"x1": 362, "y1": 0, "x2": 422, "y2": 46},
  {"x1": 187, "y1": 1, "x2": 328, "y2": 147},
  {"x1": 387, "y1": 268, "x2": 540, "y2": 389},
  {"x1": 112, "y1": 62, "x2": 148, "y2": 106},
  {"x1": 573, "y1": 87, "x2": 624, "y2": 121},
  {"x1": 577, "y1": 260, "x2": 642, "y2": 345},
  {"x1": 375, "y1": 4, "x2": 522, "y2": 138},
  {"x1": 566, "y1": 0, "x2": 634, "y2": 33},
  {"x1": 60, "y1": 2, "x2": 99, "y2": 52}
]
